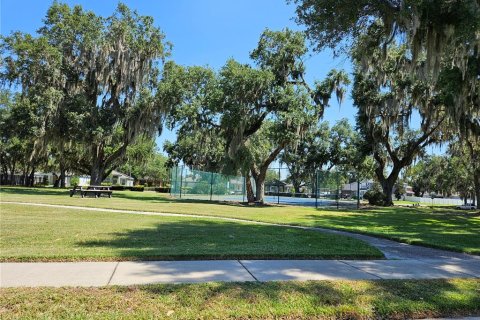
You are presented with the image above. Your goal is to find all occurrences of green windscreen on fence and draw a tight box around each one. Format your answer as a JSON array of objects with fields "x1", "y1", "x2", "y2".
[{"x1": 170, "y1": 166, "x2": 245, "y2": 201}]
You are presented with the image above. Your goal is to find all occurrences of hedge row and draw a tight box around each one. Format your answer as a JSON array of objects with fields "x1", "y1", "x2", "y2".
[
  {"x1": 110, "y1": 185, "x2": 170, "y2": 193},
  {"x1": 111, "y1": 185, "x2": 144, "y2": 192}
]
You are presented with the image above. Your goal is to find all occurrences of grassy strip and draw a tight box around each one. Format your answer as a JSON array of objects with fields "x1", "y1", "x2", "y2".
[
  {"x1": 0, "y1": 204, "x2": 382, "y2": 261},
  {"x1": 1, "y1": 279, "x2": 479, "y2": 319},
  {"x1": 1, "y1": 187, "x2": 479, "y2": 254}
]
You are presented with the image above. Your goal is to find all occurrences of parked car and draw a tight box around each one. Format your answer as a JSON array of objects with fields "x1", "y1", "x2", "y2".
[{"x1": 457, "y1": 204, "x2": 476, "y2": 210}]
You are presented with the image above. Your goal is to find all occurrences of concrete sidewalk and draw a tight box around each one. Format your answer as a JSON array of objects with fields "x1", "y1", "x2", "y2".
[
  {"x1": 1, "y1": 202, "x2": 479, "y2": 287},
  {"x1": 1, "y1": 258, "x2": 479, "y2": 287}
]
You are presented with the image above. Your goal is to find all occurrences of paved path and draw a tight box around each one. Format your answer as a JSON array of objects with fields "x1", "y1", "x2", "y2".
[{"x1": 1, "y1": 201, "x2": 479, "y2": 287}]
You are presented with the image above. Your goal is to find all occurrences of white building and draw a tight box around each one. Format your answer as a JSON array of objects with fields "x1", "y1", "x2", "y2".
[
  {"x1": 78, "y1": 170, "x2": 134, "y2": 187},
  {"x1": 104, "y1": 170, "x2": 134, "y2": 187},
  {"x1": 6, "y1": 170, "x2": 134, "y2": 187},
  {"x1": 341, "y1": 180, "x2": 374, "y2": 198}
]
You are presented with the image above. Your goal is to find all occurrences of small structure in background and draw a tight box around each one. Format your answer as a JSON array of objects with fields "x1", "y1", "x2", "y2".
[
  {"x1": 341, "y1": 180, "x2": 374, "y2": 199},
  {"x1": 73, "y1": 171, "x2": 134, "y2": 187},
  {"x1": 265, "y1": 179, "x2": 288, "y2": 194},
  {"x1": 77, "y1": 171, "x2": 134, "y2": 187},
  {"x1": 103, "y1": 170, "x2": 134, "y2": 187},
  {"x1": 3, "y1": 170, "x2": 134, "y2": 188}
]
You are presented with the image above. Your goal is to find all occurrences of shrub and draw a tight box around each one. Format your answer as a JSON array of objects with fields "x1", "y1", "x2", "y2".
[
  {"x1": 131, "y1": 185, "x2": 144, "y2": 192},
  {"x1": 394, "y1": 182, "x2": 406, "y2": 201},
  {"x1": 363, "y1": 183, "x2": 385, "y2": 206},
  {"x1": 70, "y1": 176, "x2": 79, "y2": 187}
]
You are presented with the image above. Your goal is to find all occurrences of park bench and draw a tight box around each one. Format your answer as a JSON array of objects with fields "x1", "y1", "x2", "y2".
[
  {"x1": 69, "y1": 185, "x2": 113, "y2": 198},
  {"x1": 69, "y1": 185, "x2": 84, "y2": 197}
]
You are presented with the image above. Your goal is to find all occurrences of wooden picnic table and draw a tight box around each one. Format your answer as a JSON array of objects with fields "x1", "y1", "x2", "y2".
[{"x1": 70, "y1": 185, "x2": 113, "y2": 198}]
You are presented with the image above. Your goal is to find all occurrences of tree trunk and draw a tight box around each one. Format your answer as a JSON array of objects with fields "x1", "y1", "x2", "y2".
[
  {"x1": 376, "y1": 165, "x2": 400, "y2": 207},
  {"x1": 249, "y1": 144, "x2": 286, "y2": 204},
  {"x1": 21, "y1": 166, "x2": 29, "y2": 186},
  {"x1": 53, "y1": 174, "x2": 59, "y2": 187},
  {"x1": 381, "y1": 181, "x2": 395, "y2": 206},
  {"x1": 294, "y1": 184, "x2": 301, "y2": 195},
  {"x1": 59, "y1": 163, "x2": 66, "y2": 188},
  {"x1": 28, "y1": 167, "x2": 35, "y2": 187},
  {"x1": 90, "y1": 144, "x2": 107, "y2": 186},
  {"x1": 20, "y1": 170, "x2": 26, "y2": 186},
  {"x1": 1, "y1": 163, "x2": 7, "y2": 184},
  {"x1": 254, "y1": 170, "x2": 266, "y2": 204},
  {"x1": 90, "y1": 163, "x2": 105, "y2": 186},
  {"x1": 245, "y1": 171, "x2": 255, "y2": 203},
  {"x1": 9, "y1": 163, "x2": 16, "y2": 186},
  {"x1": 474, "y1": 170, "x2": 480, "y2": 209}
]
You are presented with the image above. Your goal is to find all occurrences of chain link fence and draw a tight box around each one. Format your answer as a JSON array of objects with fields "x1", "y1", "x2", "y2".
[
  {"x1": 170, "y1": 166, "x2": 246, "y2": 202},
  {"x1": 264, "y1": 167, "x2": 361, "y2": 208},
  {"x1": 170, "y1": 165, "x2": 364, "y2": 208}
]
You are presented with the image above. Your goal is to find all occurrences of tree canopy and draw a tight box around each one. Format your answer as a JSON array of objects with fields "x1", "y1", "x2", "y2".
[
  {"x1": 292, "y1": 0, "x2": 480, "y2": 135},
  {"x1": 163, "y1": 28, "x2": 348, "y2": 203},
  {"x1": 1, "y1": 2, "x2": 170, "y2": 185}
]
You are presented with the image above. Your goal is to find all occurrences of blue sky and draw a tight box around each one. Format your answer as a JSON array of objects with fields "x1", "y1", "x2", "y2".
[{"x1": 1, "y1": 0, "x2": 441, "y2": 154}]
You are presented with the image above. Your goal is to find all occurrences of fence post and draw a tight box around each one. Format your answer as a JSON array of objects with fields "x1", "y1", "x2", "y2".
[
  {"x1": 277, "y1": 167, "x2": 280, "y2": 204},
  {"x1": 357, "y1": 178, "x2": 360, "y2": 209},
  {"x1": 210, "y1": 171, "x2": 214, "y2": 201},
  {"x1": 336, "y1": 171, "x2": 339, "y2": 209},
  {"x1": 242, "y1": 175, "x2": 246, "y2": 203},
  {"x1": 171, "y1": 167, "x2": 176, "y2": 197},
  {"x1": 179, "y1": 165, "x2": 183, "y2": 199},
  {"x1": 315, "y1": 170, "x2": 318, "y2": 209}
]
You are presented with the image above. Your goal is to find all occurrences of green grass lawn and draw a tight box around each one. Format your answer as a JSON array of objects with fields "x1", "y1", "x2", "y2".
[
  {"x1": 1, "y1": 187, "x2": 479, "y2": 254},
  {"x1": 0, "y1": 203, "x2": 381, "y2": 261},
  {"x1": 1, "y1": 279, "x2": 479, "y2": 319}
]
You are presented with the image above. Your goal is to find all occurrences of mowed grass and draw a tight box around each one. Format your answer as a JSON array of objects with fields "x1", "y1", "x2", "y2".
[
  {"x1": 0, "y1": 203, "x2": 381, "y2": 261},
  {"x1": 1, "y1": 187, "x2": 479, "y2": 254},
  {"x1": 1, "y1": 279, "x2": 479, "y2": 319}
]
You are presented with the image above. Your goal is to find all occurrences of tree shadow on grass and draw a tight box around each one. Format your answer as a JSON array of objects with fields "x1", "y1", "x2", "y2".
[
  {"x1": 76, "y1": 219, "x2": 383, "y2": 260},
  {"x1": 0, "y1": 186, "x2": 69, "y2": 197},
  {"x1": 304, "y1": 208, "x2": 480, "y2": 254},
  {"x1": 112, "y1": 279, "x2": 480, "y2": 319}
]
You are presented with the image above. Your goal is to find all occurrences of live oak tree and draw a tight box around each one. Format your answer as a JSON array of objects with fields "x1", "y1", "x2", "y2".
[
  {"x1": 119, "y1": 137, "x2": 169, "y2": 186},
  {"x1": 406, "y1": 156, "x2": 452, "y2": 197},
  {"x1": 0, "y1": 92, "x2": 45, "y2": 186},
  {"x1": 449, "y1": 137, "x2": 480, "y2": 208},
  {"x1": 0, "y1": 28, "x2": 63, "y2": 185},
  {"x1": 280, "y1": 122, "x2": 330, "y2": 194},
  {"x1": 229, "y1": 29, "x2": 348, "y2": 203},
  {"x1": 1, "y1": 3, "x2": 170, "y2": 185},
  {"x1": 161, "y1": 63, "x2": 225, "y2": 171},
  {"x1": 464, "y1": 138, "x2": 480, "y2": 208},
  {"x1": 245, "y1": 85, "x2": 315, "y2": 202},
  {"x1": 407, "y1": 150, "x2": 478, "y2": 207},
  {"x1": 164, "y1": 29, "x2": 348, "y2": 203},
  {"x1": 406, "y1": 158, "x2": 438, "y2": 197},
  {"x1": 292, "y1": 0, "x2": 480, "y2": 135},
  {"x1": 280, "y1": 119, "x2": 361, "y2": 194},
  {"x1": 353, "y1": 39, "x2": 449, "y2": 206}
]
